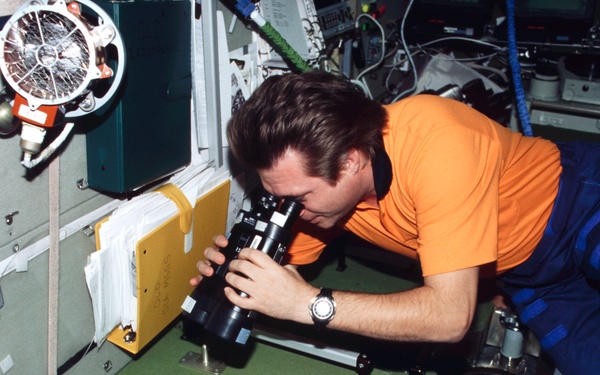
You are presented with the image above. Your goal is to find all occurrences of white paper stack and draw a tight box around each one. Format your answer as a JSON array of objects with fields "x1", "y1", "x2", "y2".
[{"x1": 84, "y1": 162, "x2": 231, "y2": 345}]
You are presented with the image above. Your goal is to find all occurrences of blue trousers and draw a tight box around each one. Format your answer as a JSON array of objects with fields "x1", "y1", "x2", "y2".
[{"x1": 500, "y1": 141, "x2": 600, "y2": 375}]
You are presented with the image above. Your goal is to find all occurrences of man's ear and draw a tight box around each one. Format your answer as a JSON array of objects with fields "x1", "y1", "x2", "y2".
[{"x1": 344, "y1": 149, "x2": 362, "y2": 175}]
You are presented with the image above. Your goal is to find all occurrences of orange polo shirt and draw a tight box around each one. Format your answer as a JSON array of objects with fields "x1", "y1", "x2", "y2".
[{"x1": 287, "y1": 95, "x2": 561, "y2": 277}]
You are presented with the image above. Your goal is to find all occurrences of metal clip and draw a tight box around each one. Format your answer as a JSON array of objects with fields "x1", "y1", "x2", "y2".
[
  {"x1": 77, "y1": 178, "x2": 89, "y2": 190},
  {"x1": 82, "y1": 225, "x2": 95, "y2": 237},
  {"x1": 5, "y1": 211, "x2": 19, "y2": 225}
]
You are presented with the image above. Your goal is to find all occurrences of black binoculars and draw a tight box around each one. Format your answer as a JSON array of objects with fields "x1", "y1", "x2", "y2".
[{"x1": 182, "y1": 190, "x2": 303, "y2": 345}]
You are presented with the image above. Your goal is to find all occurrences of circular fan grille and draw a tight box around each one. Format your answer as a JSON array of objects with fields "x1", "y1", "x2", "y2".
[
  {"x1": 3, "y1": 10, "x2": 91, "y2": 102},
  {"x1": 0, "y1": 1, "x2": 102, "y2": 111},
  {"x1": 0, "y1": 0, "x2": 125, "y2": 118}
]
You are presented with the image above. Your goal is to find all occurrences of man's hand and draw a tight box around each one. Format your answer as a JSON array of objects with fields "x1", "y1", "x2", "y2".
[
  {"x1": 189, "y1": 236, "x2": 317, "y2": 324},
  {"x1": 189, "y1": 235, "x2": 228, "y2": 287},
  {"x1": 223, "y1": 248, "x2": 319, "y2": 324}
]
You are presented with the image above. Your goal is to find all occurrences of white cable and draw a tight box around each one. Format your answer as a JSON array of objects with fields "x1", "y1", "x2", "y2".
[
  {"x1": 350, "y1": 79, "x2": 372, "y2": 99},
  {"x1": 452, "y1": 52, "x2": 502, "y2": 63},
  {"x1": 354, "y1": 13, "x2": 386, "y2": 82},
  {"x1": 392, "y1": 0, "x2": 417, "y2": 102},
  {"x1": 384, "y1": 49, "x2": 424, "y2": 94},
  {"x1": 381, "y1": 44, "x2": 400, "y2": 68},
  {"x1": 417, "y1": 36, "x2": 505, "y2": 51},
  {"x1": 21, "y1": 122, "x2": 75, "y2": 169}
]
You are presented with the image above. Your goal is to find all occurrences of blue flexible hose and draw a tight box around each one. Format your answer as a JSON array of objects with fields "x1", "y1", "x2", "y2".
[{"x1": 506, "y1": 0, "x2": 533, "y2": 136}]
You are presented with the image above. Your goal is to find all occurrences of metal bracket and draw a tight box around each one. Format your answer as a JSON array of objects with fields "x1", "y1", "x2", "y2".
[{"x1": 179, "y1": 346, "x2": 227, "y2": 374}]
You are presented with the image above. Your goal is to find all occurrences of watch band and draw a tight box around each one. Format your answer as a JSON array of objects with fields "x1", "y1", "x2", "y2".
[{"x1": 319, "y1": 287, "x2": 333, "y2": 299}]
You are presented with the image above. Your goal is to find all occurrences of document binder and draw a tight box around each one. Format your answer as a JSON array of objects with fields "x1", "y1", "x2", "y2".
[{"x1": 100, "y1": 179, "x2": 230, "y2": 354}]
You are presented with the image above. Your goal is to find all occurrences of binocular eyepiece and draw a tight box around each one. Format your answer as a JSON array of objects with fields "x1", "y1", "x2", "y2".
[{"x1": 182, "y1": 190, "x2": 304, "y2": 345}]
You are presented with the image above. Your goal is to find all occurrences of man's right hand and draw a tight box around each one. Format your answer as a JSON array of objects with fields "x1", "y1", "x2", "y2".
[{"x1": 189, "y1": 234, "x2": 228, "y2": 286}]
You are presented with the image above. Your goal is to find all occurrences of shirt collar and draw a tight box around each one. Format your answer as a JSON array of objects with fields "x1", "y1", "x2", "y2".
[{"x1": 371, "y1": 142, "x2": 393, "y2": 200}]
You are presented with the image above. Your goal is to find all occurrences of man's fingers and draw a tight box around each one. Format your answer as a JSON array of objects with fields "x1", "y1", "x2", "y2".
[
  {"x1": 213, "y1": 234, "x2": 228, "y2": 248},
  {"x1": 204, "y1": 247, "x2": 226, "y2": 265}
]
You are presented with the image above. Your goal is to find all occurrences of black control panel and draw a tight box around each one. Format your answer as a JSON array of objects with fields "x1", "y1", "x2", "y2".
[{"x1": 316, "y1": 1, "x2": 354, "y2": 40}]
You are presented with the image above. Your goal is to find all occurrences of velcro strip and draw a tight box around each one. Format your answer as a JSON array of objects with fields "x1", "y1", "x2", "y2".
[
  {"x1": 520, "y1": 298, "x2": 547, "y2": 324},
  {"x1": 541, "y1": 325, "x2": 568, "y2": 350},
  {"x1": 576, "y1": 211, "x2": 600, "y2": 251}
]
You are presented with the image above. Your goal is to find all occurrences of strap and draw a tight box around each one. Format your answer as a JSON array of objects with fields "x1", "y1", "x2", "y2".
[
  {"x1": 320, "y1": 287, "x2": 333, "y2": 299},
  {"x1": 156, "y1": 183, "x2": 193, "y2": 234},
  {"x1": 48, "y1": 155, "x2": 60, "y2": 375}
]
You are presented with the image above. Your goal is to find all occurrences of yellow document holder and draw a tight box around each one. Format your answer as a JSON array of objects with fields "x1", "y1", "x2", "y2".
[{"x1": 102, "y1": 179, "x2": 230, "y2": 354}]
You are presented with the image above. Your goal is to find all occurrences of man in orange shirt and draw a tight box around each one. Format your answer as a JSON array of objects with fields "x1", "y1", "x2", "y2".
[{"x1": 191, "y1": 72, "x2": 600, "y2": 374}]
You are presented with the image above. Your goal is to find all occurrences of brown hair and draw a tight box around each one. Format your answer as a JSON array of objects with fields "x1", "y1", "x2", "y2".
[{"x1": 226, "y1": 71, "x2": 388, "y2": 184}]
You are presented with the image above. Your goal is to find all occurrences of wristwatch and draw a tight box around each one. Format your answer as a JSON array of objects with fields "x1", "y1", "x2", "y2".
[{"x1": 308, "y1": 288, "x2": 336, "y2": 330}]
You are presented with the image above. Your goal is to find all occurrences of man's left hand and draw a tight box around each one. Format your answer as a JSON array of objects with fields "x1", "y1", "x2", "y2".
[{"x1": 223, "y1": 248, "x2": 318, "y2": 324}]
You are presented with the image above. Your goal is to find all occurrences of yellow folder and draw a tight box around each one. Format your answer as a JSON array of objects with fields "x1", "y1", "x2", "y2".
[{"x1": 101, "y1": 179, "x2": 230, "y2": 354}]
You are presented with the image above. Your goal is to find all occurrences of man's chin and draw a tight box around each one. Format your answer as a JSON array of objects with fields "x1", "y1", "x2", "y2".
[{"x1": 312, "y1": 218, "x2": 336, "y2": 229}]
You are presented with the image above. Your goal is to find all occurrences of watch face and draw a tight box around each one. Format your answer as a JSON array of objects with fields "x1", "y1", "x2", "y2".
[{"x1": 313, "y1": 298, "x2": 334, "y2": 319}]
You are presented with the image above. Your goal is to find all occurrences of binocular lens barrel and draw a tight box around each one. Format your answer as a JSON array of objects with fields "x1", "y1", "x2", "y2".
[{"x1": 182, "y1": 192, "x2": 303, "y2": 345}]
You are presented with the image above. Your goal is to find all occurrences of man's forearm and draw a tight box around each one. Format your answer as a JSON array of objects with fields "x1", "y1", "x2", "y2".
[
  {"x1": 224, "y1": 249, "x2": 479, "y2": 343},
  {"x1": 313, "y1": 267, "x2": 479, "y2": 342}
]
